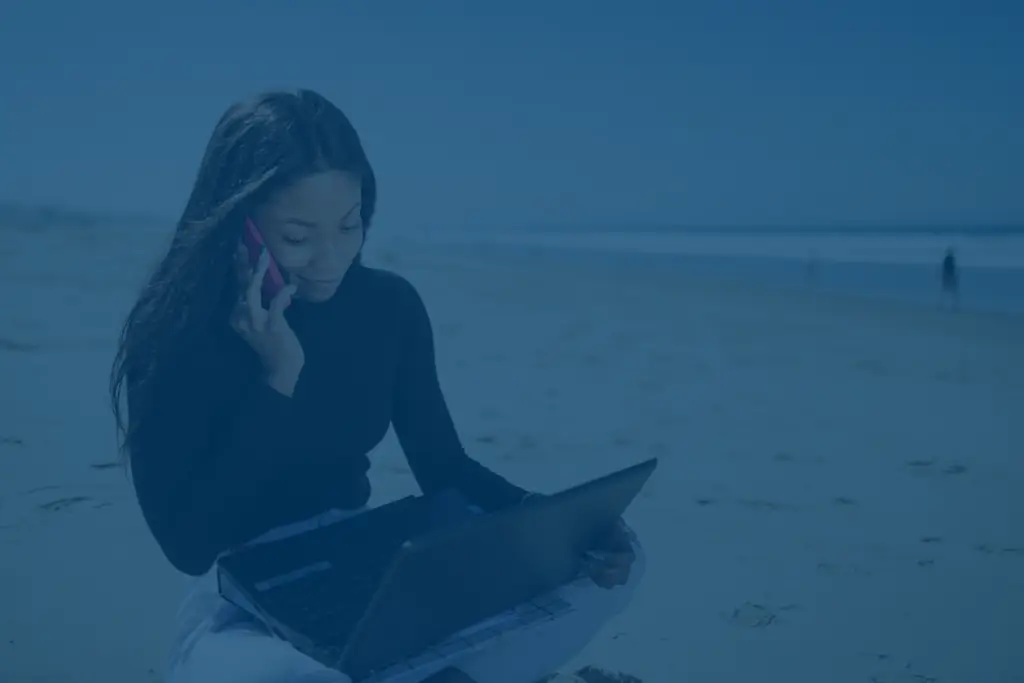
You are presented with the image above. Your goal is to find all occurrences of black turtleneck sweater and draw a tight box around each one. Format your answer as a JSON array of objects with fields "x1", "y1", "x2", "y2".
[{"x1": 128, "y1": 264, "x2": 527, "y2": 576}]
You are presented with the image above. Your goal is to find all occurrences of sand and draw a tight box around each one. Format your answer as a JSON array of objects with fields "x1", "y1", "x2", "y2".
[{"x1": 2, "y1": 222, "x2": 1023, "y2": 683}]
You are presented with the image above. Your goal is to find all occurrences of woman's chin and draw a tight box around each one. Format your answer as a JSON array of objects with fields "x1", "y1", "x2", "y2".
[
  {"x1": 294, "y1": 278, "x2": 344, "y2": 302},
  {"x1": 288, "y1": 263, "x2": 356, "y2": 302}
]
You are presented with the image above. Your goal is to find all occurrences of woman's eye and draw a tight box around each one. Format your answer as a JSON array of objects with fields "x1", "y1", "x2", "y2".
[
  {"x1": 282, "y1": 236, "x2": 305, "y2": 245},
  {"x1": 341, "y1": 223, "x2": 362, "y2": 233}
]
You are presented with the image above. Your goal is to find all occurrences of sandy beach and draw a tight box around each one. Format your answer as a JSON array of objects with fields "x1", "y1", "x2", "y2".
[{"x1": 2, "y1": 221, "x2": 1023, "y2": 683}]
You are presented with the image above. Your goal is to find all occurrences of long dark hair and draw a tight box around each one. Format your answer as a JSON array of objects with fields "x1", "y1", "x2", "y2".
[{"x1": 109, "y1": 89, "x2": 377, "y2": 467}]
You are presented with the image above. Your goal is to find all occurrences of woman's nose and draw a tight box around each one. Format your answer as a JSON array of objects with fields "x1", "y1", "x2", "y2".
[{"x1": 312, "y1": 233, "x2": 355, "y2": 268}]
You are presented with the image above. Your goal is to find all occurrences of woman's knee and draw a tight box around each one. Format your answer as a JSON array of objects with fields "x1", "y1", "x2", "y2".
[{"x1": 169, "y1": 628, "x2": 344, "y2": 683}]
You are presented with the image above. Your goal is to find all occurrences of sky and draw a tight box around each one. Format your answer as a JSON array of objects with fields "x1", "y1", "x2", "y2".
[{"x1": 1, "y1": 0, "x2": 1021, "y2": 231}]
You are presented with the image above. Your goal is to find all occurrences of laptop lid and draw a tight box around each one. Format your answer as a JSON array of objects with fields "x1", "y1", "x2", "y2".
[{"x1": 339, "y1": 458, "x2": 658, "y2": 679}]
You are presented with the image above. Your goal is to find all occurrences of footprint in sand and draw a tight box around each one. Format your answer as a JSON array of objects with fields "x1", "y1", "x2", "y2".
[
  {"x1": 2, "y1": 488, "x2": 109, "y2": 527},
  {"x1": 858, "y1": 652, "x2": 895, "y2": 664},
  {"x1": 859, "y1": 653, "x2": 940, "y2": 683},
  {"x1": 0, "y1": 337, "x2": 40, "y2": 352},
  {"x1": 868, "y1": 672, "x2": 938, "y2": 683},
  {"x1": 694, "y1": 484, "x2": 784, "y2": 514},
  {"x1": 736, "y1": 498, "x2": 793, "y2": 512},
  {"x1": 725, "y1": 602, "x2": 798, "y2": 628},
  {"x1": 38, "y1": 496, "x2": 93, "y2": 512},
  {"x1": 907, "y1": 459, "x2": 968, "y2": 477},
  {"x1": 974, "y1": 543, "x2": 1024, "y2": 557},
  {"x1": 570, "y1": 666, "x2": 644, "y2": 683}
]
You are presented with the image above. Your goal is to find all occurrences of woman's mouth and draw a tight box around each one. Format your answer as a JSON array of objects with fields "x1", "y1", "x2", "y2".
[{"x1": 298, "y1": 275, "x2": 344, "y2": 288}]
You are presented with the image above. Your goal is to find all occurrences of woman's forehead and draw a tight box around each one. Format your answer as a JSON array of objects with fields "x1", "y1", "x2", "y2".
[{"x1": 262, "y1": 171, "x2": 362, "y2": 225}]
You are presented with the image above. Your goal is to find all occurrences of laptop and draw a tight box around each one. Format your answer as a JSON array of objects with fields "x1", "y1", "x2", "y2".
[{"x1": 217, "y1": 458, "x2": 657, "y2": 682}]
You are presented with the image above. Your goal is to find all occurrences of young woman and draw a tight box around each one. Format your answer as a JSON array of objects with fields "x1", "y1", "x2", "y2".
[{"x1": 110, "y1": 89, "x2": 645, "y2": 683}]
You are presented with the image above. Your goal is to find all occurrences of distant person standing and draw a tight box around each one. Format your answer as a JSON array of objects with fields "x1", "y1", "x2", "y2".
[{"x1": 941, "y1": 247, "x2": 959, "y2": 308}]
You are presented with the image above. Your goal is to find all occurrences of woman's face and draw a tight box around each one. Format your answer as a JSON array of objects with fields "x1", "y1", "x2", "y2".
[{"x1": 252, "y1": 170, "x2": 364, "y2": 303}]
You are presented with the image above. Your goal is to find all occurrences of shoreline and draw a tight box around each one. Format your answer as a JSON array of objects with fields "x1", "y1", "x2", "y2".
[
  {"x1": 410, "y1": 227, "x2": 1024, "y2": 267},
  {"x1": 366, "y1": 238, "x2": 1024, "y2": 321}
]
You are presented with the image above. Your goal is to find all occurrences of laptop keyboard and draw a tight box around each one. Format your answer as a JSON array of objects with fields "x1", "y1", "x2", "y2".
[
  {"x1": 259, "y1": 563, "x2": 386, "y2": 645},
  {"x1": 235, "y1": 493, "x2": 471, "y2": 649}
]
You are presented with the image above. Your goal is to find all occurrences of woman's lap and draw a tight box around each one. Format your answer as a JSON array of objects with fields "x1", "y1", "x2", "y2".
[
  {"x1": 166, "y1": 512, "x2": 645, "y2": 683},
  {"x1": 170, "y1": 618, "x2": 348, "y2": 683}
]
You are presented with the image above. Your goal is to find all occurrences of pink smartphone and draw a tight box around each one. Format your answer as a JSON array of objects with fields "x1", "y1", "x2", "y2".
[{"x1": 242, "y1": 217, "x2": 287, "y2": 305}]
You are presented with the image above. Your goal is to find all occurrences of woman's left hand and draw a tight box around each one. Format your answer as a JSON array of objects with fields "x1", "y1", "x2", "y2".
[{"x1": 584, "y1": 518, "x2": 636, "y2": 589}]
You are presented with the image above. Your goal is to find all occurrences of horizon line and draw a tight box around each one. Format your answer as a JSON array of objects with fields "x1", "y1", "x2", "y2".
[{"x1": 0, "y1": 201, "x2": 1021, "y2": 235}]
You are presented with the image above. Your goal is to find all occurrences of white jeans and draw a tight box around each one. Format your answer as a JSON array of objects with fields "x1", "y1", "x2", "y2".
[{"x1": 166, "y1": 509, "x2": 646, "y2": 683}]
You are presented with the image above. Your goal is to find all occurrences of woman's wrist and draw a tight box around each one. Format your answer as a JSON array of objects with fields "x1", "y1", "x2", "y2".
[{"x1": 265, "y1": 364, "x2": 303, "y2": 397}]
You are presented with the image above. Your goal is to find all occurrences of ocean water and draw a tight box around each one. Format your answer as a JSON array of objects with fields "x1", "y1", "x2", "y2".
[{"x1": 424, "y1": 228, "x2": 1024, "y2": 315}]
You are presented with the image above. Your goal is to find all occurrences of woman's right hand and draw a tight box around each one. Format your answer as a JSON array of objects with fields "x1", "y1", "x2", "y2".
[{"x1": 231, "y1": 245, "x2": 305, "y2": 396}]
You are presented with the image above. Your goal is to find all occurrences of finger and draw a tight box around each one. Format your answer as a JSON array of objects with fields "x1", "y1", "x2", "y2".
[
  {"x1": 597, "y1": 550, "x2": 635, "y2": 569},
  {"x1": 606, "y1": 565, "x2": 631, "y2": 587},
  {"x1": 231, "y1": 293, "x2": 250, "y2": 328},
  {"x1": 583, "y1": 551, "x2": 632, "y2": 578},
  {"x1": 599, "y1": 523, "x2": 634, "y2": 553},
  {"x1": 268, "y1": 284, "x2": 298, "y2": 321},
  {"x1": 246, "y1": 249, "x2": 270, "y2": 319},
  {"x1": 229, "y1": 311, "x2": 250, "y2": 338},
  {"x1": 587, "y1": 564, "x2": 628, "y2": 590}
]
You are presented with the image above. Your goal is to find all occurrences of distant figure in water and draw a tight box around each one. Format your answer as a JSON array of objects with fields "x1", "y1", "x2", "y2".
[{"x1": 941, "y1": 247, "x2": 959, "y2": 308}]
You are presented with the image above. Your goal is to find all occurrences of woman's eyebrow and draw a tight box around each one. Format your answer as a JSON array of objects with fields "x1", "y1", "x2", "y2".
[{"x1": 283, "y1": 202, "x2": 361, "y2": 228}]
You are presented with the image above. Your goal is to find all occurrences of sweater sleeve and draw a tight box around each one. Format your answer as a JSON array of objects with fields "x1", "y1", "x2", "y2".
[
  {"x1": 128, "y1": 333, "x2": 331, "y2": 576},
  {"x1": 390, "y1": 278, "x2": 529, "y2": 512}
]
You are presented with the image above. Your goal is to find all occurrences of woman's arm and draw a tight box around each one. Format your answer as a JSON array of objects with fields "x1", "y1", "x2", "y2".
[
  {"x1": 127, "y1": 333, "x2": 345, "y2": 575},
  {"x1": 391, "y1": 278, "x2": 529, "y2": 512}
]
